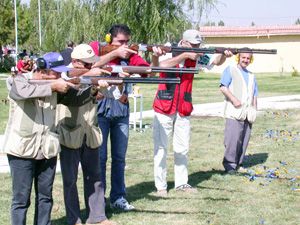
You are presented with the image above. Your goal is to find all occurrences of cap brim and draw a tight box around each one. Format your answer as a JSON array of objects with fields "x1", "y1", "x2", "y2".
[
  {"x1": 188, "y1": 39, "x2": 202, "y2": 44},
  {"x1": 80, "y1": 55, "x2": 100, "y2": 64},
  {"x1": 52, "y1": 65, "x2": 70, "y2": 73}
]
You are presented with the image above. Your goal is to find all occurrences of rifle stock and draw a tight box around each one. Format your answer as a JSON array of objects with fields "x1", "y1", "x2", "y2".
[{"x1": 99, "y1": 43, "x2": 277, "y2": 55}]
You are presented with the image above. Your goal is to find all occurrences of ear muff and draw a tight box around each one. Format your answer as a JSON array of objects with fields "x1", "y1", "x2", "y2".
[
  {"x1": 36, "y1": 58, "x2": 47, "y2": 69},
  {"x1": 105, "y1": 33, "x2": 112, "y2": 43},
  {"x1": 235, "y1": 54, "x2": 254, "y2": 64}
]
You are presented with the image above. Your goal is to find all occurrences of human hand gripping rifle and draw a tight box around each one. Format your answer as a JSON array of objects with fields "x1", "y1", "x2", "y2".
[{"x1": 99, "y1": 43, "x2": 277, "y2": 55}]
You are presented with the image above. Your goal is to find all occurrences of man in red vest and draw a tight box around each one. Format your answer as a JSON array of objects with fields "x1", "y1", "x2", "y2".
[{"x1": 152, "y1": 29, "x2": 233, "y2": 196}]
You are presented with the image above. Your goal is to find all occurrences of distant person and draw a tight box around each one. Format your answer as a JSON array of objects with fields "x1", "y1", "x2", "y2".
[
  {"x1": 61, "y1": 41, "x2": 75, "y2": 66},
  {"x1": 16, "y1": 55, "x2": 31, "y2": 73},
  {"x1": 219, "y1": 52, "x2": 258, "y2": 174}
]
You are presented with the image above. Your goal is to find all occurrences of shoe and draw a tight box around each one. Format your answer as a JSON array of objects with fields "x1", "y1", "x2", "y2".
[
  {"x1": 86, "y1": 219, "x2": 117, "y2": 225},
  {"x1": 175, "y1": 184, "x2": 198, "y2": 193},
  {"x1": 111, "y1": 197, "x2": 135, "y2": 211},
  {"x1": 225, "y1": 169, "x2": 237, "y2": 175},
  {"x1": 155, "y1": 189, "x2": 168, "y2": 197}
]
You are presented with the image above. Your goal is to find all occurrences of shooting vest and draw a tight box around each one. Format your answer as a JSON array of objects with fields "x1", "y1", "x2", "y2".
[
  {"x1": 57, "y1": 99, "x2": 102, "y2": 149},
  {"x1": 153, "y1": 59, "x2": 196, "y2": 116},
  {"x1": 224, "y1": 65, "x2": 257, "y2": 123},
  {"x1": 3, "y1": 94, "x2": 60, "y2": 159}
]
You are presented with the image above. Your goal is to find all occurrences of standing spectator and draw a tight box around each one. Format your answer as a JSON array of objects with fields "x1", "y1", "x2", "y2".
[
  {"x1": 16, "y1": 55, "x2": 31, "y2": 73},
  {"x1": 61, "y1": 41, "x2": 75, "y2": 66},
  {"x1": 152, "y1": 29, "x2": 233, "y2": 195},
  {"x1": 220, "y1": 52, "x2": 258, "y2": 173}
]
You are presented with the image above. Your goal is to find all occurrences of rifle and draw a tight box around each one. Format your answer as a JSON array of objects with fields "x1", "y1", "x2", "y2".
[
  {"x1": 99, "y1": 43, "x2": 277, "y2": 55},
  {"x1": 28, "y1": 76, "x2": 181, "y2": 85},
  {"x1": 69, "y1": 65, "x2": 200, "y2": 77}
]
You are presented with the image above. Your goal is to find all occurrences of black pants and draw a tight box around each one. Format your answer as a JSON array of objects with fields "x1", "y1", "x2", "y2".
[
  {"x1": 60, "y1": 143, "x2": 106, "y2": 225},
  {"x1": 8, "y1": 154, "x2": 57, "y2": 225}
]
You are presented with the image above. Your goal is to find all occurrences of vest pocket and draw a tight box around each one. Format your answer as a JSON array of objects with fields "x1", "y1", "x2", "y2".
[
  {"x1": 8, "y1": 131, "x2": 38, "y2": 158},
  {"x1": 86, "y1": 125, "x2": 103, "y2": 149},
  {"x1": 153, "y1": 90, "x2": 174, "y2": 113},
  {"x1": 58, "y1": 124, "x2": 84, "y2": 149},
  {"x1": 247, "y1": 106, "x2": 257, "y2": 123},
  {"x1": 180, "y1": 92, "x2": 193, "y2": 116},
  {"x1": 42, "y1": 131, "x2": 61, "y2": 159}
]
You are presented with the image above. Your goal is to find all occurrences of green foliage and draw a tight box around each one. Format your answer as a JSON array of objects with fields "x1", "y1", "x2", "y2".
[
  {"x1": 295, "y1": 18, "x2": 300, "y2": 25},
  {"x1": 218, "y1": 20, "x2": 225, "y2": 26},
  {"x1": 0, "y1": 56, "x2": 15, "y2": 72},
  {"x1": 1, "y1": 0, "x2": 219, "y2": 52}
]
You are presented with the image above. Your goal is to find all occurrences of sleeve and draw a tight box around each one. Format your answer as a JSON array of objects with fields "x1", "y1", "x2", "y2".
[
  {"x1": 129, "y1": 54, "x2": 150, "y2": 67},
  {"x1": 9, "y1": 75, "x2": 52, "y2": 100},
  {"x1": 219, "y1": 66, "x2": 232, "y2": 87},
  {"x1": 58, "y1": 85, "x2": 96, "y2": 106},
  {"x1": 253, "y1": 77, "x2": 258, "y2": 97}
]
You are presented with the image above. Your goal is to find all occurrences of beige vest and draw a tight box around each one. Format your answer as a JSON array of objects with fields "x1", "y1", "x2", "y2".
[
  {"x1": 224, "y1": 65, "x2": 257, "y2": 123},
  {"x1": 56, "y1": 100, "x2": 102, "y2": 149},
  {"x1": 3, "y1": 94, "x2": 60, "y2": 159}
]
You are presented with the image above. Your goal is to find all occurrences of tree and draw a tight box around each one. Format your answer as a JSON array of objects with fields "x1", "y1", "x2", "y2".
[
  {"x1": 251, "y1": 21, "x2": 255, "y2": 26},
  {"x1": 1, "y1": 0, "x2": 220, "y2": 52},
  {"x1": 295, "y1": 18, "x2": 300, "y2": 25},
  {"x1": 218, "y1": 20, "x2": 225, "y2": 26}
]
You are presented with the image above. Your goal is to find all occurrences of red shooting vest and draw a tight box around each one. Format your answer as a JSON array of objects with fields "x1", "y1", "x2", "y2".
[{"x1": 153, "y1": 59, "x2": 196, "y2": 116}]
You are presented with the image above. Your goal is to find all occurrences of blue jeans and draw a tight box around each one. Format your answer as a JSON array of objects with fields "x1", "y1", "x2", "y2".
[
  {"x1": 8, "y1": 154, "x2": 57, "y2": 225},
  {"x1": 98, "y1": 115, "x2": 129, "y2": 203}
]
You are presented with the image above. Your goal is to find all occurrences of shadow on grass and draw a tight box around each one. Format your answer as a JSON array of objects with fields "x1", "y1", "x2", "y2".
[{"x1": 242, "y1": 153, "x2": 269, "y2": 168}]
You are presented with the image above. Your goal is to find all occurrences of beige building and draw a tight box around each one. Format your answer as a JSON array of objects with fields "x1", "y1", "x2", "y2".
[{"x1": 199, "y1": 25, "x2": 300, "y2": 73}]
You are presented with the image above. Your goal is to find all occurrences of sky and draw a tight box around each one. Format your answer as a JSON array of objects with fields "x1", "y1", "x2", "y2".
[
  {"x1": 20, "y1": 0, "x2": 300, "y2": 27},
  {"x1": 199, "y1": 0, "x2": 300, "y2": 26}
]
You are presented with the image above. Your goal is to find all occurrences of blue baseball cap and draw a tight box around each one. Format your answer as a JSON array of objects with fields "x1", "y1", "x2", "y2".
[{"x1": 43, "y1": 52, "x2": 70, "y2": 72}]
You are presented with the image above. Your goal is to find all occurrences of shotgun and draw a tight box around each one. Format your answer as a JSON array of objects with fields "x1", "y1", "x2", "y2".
[
  {"x1": 99, "y1": 43, "x2": 277, "y2": 55},
  {"x1": 68, "y1": 65, "x2": 200, "y2": 77},
  {"x1": 28, "y1": 76, "x2": 181, "y2": 85}
]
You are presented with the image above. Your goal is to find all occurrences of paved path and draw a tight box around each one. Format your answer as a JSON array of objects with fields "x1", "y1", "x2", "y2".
[{"x1": 1, "y1": 94, "x2": 300, "y2": 173}]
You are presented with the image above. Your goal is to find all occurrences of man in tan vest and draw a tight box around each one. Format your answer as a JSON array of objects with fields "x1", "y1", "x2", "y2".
[
  {"x1": 3, "y1": 52, "x2": 93, "y2": 225},
  {"x1": 58, "y1": 44, "x2": 115, "y2": 225},
  {"x1": 220, "y1": 52, "x2": 258, "y2": 174}
]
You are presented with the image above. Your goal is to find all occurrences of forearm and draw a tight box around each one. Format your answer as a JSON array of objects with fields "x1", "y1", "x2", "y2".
[
  {"x1": 159, "y1": 53, "x2": 188, "y2": 67},
  {"x1": 9, "y1": 76, "x2": 52, "y2": 100},
  {"x1": 93, "y1": 50, "x2": 119, "y2": 67},
  {"x1": 220, "y1": 86, "x2": 240, "y2": 106},
  {"x1": 213, "y1": 54, "x2": 226, "y2": 66}
]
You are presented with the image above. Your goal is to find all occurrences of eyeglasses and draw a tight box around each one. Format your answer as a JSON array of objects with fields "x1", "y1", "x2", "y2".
[{"x1": 117, "y1": 39, "x2": 130, "y2": 45}]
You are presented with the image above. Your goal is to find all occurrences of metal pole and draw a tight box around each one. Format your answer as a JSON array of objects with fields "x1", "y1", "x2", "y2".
[
  {"x1": 38, "y1": 0, "x2": 42, "y2": 48},
  {"x1": 14, "y1": 0, "x2": 18, "y2": 63}
]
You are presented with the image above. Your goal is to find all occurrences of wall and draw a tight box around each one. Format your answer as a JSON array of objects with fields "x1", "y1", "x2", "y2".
[{"x1": 203, "y1": 35, "x2": 300, "y2": 73}]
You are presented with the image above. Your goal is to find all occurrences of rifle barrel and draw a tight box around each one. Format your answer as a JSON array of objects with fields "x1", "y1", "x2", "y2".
[{"x1": 82, "y1": 77, "x2": 181, "y2": 84}]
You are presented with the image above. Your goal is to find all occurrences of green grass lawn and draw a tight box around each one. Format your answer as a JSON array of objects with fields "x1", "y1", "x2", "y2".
[{"x1": 0, "y1": 73, "x2": 299, "y2": 225}]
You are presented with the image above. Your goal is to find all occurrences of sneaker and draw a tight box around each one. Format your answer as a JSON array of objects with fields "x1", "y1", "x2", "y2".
[
  {"x1": 86, "y1": 219, "x2": 117, "y2": 225},
  {"x1": 225, "y1": 169, "x2": 237, "y2": 175},
  {"x1": 111, "y1": 197, "x2": 135, "y2": 211},
  {"x1": 175, "y1": 184, "x2": 198, "y2": 193},
  {"x1": 155, "y1": 189, "x2": 168, "y2": 197}
]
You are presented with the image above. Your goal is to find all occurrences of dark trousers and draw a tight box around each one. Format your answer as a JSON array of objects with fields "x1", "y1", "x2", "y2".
[
  {"x1": 60, "y1": 142, "x2": 106, "y2": 225},
  {"x1": 8, "y1": 154, "x2": 57, "y2": 225},
  {"x1": 223, "y1": 118, "x2": 252, "y2": 171}
]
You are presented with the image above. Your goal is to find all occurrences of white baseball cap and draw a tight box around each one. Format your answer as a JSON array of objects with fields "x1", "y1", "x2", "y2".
[
  {"x1": 182, "y1": 29, "x2": 202, "y2": 44},
  {"x1": 71, "y1": 44, "x2": 100, "y2": 63}
]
